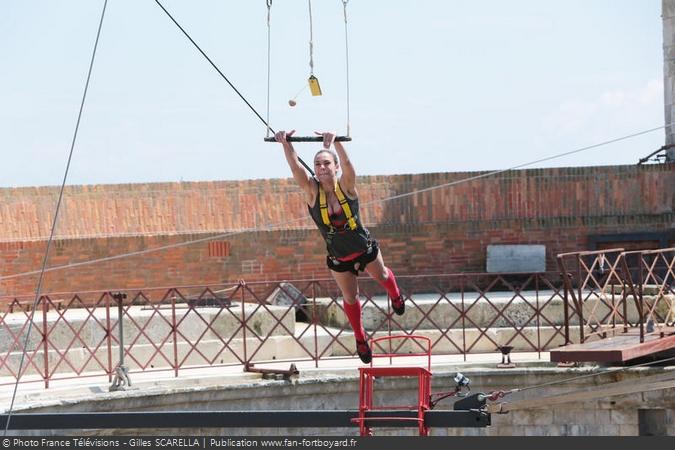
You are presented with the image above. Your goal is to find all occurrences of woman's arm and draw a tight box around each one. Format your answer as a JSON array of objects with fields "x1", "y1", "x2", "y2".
[
  {"x1": 276, "y1": 130, "x2": 316, "y2": 203},
  {"x1": 318, "y1": 131, "x2": 357, "y2": 196}
]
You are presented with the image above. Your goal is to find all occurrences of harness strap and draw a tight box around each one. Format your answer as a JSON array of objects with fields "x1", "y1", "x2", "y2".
[
  {"x1": 319, "y1": 183, "x2": 357, "y2": 231},
  {"x1": 319, "y1": 187, "x2": 332, "y2": 230},
  {"x1": 335, "y1": 183, "x2": 358, "y2": 230}
]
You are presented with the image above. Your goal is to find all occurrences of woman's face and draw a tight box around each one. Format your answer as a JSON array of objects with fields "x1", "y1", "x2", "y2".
[{"x1": 314, "y1": 151, "x2": 339, "y2": 180}]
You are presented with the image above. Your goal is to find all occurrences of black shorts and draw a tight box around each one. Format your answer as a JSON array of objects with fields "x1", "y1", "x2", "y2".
[{"x1": 326, "y1": 241, "x2": 379, "y2": 275}]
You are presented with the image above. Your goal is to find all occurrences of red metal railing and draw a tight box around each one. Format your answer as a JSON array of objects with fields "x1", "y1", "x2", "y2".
[
  {"x1": 556, "y1": 247, "x2": 675, "y2": 344},
  {"x1": 621, "y1": 248, "x2": 675, "y2": 342},
  {"x1": 0, "y1": 272, "x2": 572, "y2": 388}
]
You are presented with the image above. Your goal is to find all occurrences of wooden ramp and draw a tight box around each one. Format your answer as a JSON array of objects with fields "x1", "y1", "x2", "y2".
[{"x1": 550, "y1": 328, "x2": 675, "y2": 363}]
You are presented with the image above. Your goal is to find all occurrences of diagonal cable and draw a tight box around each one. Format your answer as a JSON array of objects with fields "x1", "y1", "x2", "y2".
[
  {"x1": 3, "y1": 0, "x2": 109, "y2": 436},
  {"x1": 153, "y1": 0, "x2": 272, "y2": 132},
  {"x1": 152, "y1": 0, "x2": 315, "y2": 176},
  {"x1": 507, "y1": 354, "x2": 675, "y2": 395}
]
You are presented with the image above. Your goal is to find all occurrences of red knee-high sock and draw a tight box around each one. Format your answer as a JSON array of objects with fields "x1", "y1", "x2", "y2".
[
  {"x1": 343, "y1": 299, "x2": 366, "y2": 342},
  {"x1": 378, "y1": 267, "x2": 401, "y2": 300}
]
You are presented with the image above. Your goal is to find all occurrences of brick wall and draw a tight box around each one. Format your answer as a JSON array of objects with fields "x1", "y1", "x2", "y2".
[{"x1": 0, "y1": 164, "x2": 672, "y2": 296}]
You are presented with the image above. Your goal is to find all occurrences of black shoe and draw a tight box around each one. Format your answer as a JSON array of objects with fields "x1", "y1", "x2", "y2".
[
  {"x1": 391, "y1": 295, "x2": 405, "y2": 316},
  {"x1": 356, "y1": 340, "x2": 372, "y2": 364}
]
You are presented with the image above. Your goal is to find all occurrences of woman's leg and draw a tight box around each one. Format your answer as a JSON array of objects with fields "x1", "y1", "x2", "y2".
[
  {"x1": 332, "y1": 270, "x2": 364, "y2": 341},
  {"x1": 331, "y1": 270, "x2": 371, "y2": 363},
  {"x1": 364, "y1": 250, "x2": 404, "y2": 314}
]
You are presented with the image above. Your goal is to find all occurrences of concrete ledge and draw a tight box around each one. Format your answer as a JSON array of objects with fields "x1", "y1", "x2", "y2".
[
  {"x1": 1, "y1": 325, "x2": 571, "y2": 376},
  {"x1": 308, "y1": 293, "x2": 669, "y2": 331},
  {"x1": 1, "y1": 291, "x2": 670, "y2": 377},
  {"x1": 3, "y1": 293, "x2": 669, "y2": 354},
  {"x1": 4, "y1": 365, "x2": 674, "y2": 436}
]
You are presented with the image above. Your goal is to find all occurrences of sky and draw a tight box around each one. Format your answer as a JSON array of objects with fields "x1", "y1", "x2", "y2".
[{"x1": 0, "y1": 0, "x2": 665, "y2": 188}]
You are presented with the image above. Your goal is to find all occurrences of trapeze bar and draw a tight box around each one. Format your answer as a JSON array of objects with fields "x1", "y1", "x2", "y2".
[
  {"x1": 0, "y1": 410, "x2": 489, "y2": 430},
  {"x1": 264, "y1": 136, "x2": 352, "y2": 142}
]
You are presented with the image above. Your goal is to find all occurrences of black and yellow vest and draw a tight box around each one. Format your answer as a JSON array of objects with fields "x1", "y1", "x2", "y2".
[{"x1": 307, "y1": 181, "x2": 371, "y2": 259}]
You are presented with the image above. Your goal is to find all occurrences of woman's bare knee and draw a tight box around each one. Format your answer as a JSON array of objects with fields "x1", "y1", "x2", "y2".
[{"x1": 332, "y1": 271, "x2": 359, "y2": 304}]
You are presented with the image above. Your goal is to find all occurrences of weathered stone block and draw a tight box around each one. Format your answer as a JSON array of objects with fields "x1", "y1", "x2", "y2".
[
  {"x1": 486, "y1": 245, "x2": 546, "y2": 273},
  {"x1": 554, "y1": 408, "x2": 597, "y2": 425},
  {"x1": 265, "y1": 282, "x2": 307, "y2": 310},
  {"x1": 512, "y1": 409, "x2": 553, "y2": 426},
  {"x1": 618, "y1": 424, "x2": 638, "y2": 436},
  {"x1": 611, "y1": 409, "x2": 637, "y2": 425}
]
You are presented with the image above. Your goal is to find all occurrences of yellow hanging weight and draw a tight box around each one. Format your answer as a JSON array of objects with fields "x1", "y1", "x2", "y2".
[{"x1": 308, "y1": 75, "x2": 322, "y2": 96}]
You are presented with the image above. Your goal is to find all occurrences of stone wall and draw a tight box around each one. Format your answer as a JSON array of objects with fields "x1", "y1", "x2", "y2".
[{"x1": 11, "y1": 367, "x2": 675, "y2": 436}]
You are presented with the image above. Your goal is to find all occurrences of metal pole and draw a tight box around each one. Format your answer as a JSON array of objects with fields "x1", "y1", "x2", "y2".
[
  {"x1": 41, "y1": 297, "x2": 49, "y2": 389},
  {"x1": 109, "y1": 292, "x2": 130, "y2": 391}
]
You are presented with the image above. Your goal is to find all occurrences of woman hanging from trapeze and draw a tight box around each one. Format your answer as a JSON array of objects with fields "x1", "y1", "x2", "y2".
[{"x1": 275, "y1": 130, "x2": 405, "y2": 363}]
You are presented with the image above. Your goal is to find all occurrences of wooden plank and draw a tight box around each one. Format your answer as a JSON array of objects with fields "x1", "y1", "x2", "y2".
[{"x1": 550, "y1": 330, "x2": 675, "y2": 363}]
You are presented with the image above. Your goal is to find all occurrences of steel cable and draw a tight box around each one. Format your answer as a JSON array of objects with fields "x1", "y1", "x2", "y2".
[{"x1": 3, "y1": 0, "x2": 110, "y2": 435}]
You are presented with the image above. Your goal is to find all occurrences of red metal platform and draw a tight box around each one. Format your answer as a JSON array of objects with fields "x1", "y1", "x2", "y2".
[{"x1": 353, "y1": 335, "x2": 432, "y2": 436}]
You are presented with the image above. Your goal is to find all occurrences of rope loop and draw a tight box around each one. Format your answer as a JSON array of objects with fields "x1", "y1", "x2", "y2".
[
  {"x1": 308, "y1": 0, "x2": 315, "y2": 75},
  {"x1": 342, "y1": 0, "x2": 351, "y2": 135},
  {"x1": 266, "y1": 0, "x2": 272, "y2": 136}
]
